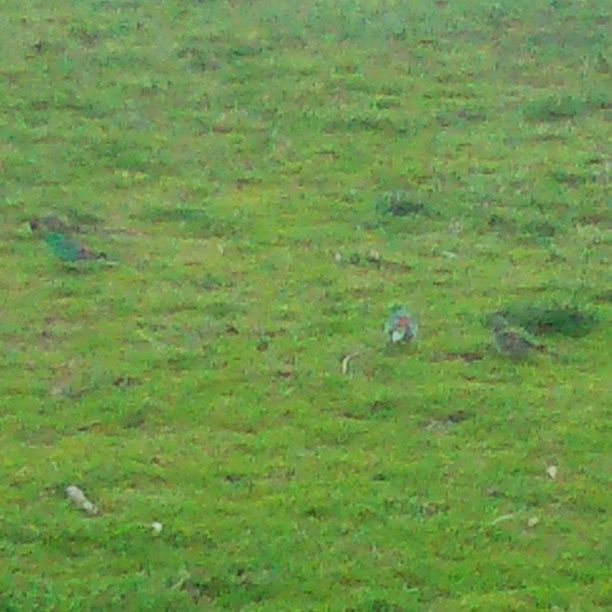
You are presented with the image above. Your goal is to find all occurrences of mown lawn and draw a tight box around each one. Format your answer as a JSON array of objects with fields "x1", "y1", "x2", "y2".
[{"x1": 1, "y1": 0, "x2": 610, "y2": 609}]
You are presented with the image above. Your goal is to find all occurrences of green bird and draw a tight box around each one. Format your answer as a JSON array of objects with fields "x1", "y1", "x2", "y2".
[
  {"x1": 385, "y1": 306, "x2": 418, "y2": 344},
  {"x1": 30, "y1": 216, "x2": 106, "y2": 262},
  {"x1": 491, "y1": 314, "x2": 545, "y2": 359},
  {"x1": 44, "y1": 232, "x2": 106, "y2": 262}
]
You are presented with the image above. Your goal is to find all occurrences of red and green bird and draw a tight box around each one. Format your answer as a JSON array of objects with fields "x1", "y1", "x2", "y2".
[{"x1": 384, "y1": 306, "x2": 418, "y2": 344}]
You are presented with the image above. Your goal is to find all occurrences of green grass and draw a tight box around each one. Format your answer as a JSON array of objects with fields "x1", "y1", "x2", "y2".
[{"x1": 1, "y1": 0, "x2": 610, "y2": 609}]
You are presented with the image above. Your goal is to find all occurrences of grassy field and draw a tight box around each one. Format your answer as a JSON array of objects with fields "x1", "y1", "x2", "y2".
[{"x1": 1, "y1": 0, "x2": 610, "y2": 609}]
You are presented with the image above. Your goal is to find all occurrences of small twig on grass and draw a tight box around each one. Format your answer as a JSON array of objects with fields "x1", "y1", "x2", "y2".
[{"x1": 341, "y1": 352, "x2": 363, "y2": 376}]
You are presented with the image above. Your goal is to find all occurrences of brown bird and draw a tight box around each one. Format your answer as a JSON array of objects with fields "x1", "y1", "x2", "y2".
[{"x1": 491, "y1": 314, "x2": 545, "y2": 359}]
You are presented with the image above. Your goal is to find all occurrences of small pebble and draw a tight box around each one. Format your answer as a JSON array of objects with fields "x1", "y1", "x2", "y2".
[
  {"x1": 151, "y1": 521, "x2": 163, "y2": 534},
  {"x1": 65, "y1": 485, "x2": 99, "y2": 516},
  {"x1": 546, "y1": 465, "x2": 558, "y2": 480}
]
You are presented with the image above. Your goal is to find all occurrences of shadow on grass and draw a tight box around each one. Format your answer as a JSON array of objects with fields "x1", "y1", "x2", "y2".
[{"x1": 498, "y1": 302, "x2": 599, "y2": 337}]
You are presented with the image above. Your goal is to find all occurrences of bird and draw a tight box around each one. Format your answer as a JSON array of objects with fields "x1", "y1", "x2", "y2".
[
  {"x1": 491, "y1": 314, "x2": 545, "y2": 359},
  {"x1": 384, "y1": 306, "x2": 418, "y2": 344},
  {"x1": 44, "y1": 231, "x2": 106, "y2": 262},
  {"x1": 30, "y1": 216, "x2": 106, "y2": 262}
]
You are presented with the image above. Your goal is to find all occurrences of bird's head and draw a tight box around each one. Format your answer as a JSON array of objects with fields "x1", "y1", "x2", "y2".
[{"x1": 29, "y1": 214, "x2": 69, "y2": 233}]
